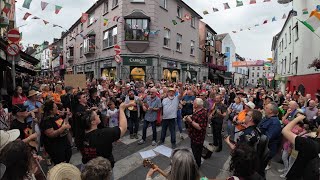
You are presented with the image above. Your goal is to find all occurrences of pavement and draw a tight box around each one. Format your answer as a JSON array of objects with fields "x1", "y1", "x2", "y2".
[{"x1": 43, "y1": 121, "x2": 285, "y2": 180}]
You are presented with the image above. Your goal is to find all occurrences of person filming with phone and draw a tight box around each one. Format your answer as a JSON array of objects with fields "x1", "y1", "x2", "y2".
[{"x1": 282, "y1": 113, "x2": 320, "y2": 180}]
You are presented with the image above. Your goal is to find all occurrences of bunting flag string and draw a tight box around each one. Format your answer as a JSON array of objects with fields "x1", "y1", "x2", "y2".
[
  {"x1": 2, "y1": 2, "x2": 11, "y2": 14},
  {"x1": 204, "y1": 0, "x2": 273, "y2": 15},
  {"x1": 23, "y1": 12, "x2": 32, "y2": 20},
  {"x1": 43, "y1": 20, "x2": 49, "y2": 25},
  {"x1": 103, "y1": 18, "x2": 108, "y2": 26},
  {"x1": 231, "y1": 13, "x2": 287, "y2": 34}
]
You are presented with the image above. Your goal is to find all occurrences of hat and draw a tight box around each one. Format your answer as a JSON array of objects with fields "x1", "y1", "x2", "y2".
[
  {"x1": 245, "y1": 101, "x2": 256, "y2": 109},
  {"x1": 12, "y1": 104, "x2": 28, "y2": 114},
  {"x1": 168, "y1": 87, "x2": 175, "y2": 92},
  {"x1": 0, "y1": 129, "x2": 20, "y2": 151},
  {"x1": 199, "y1": 90, "x2": 207, "y2": 95},
  {"x1": 282, "y1": 101, "x2": 289, "y2": 105},
  {"x1": 57, "y1": 81, "x2": 62, "y2": 84},
  {"x1": 27, "y1": 90, "x2": 39, "y2": 97},
  {"x1": 47, "y1": 163, "x2": 81, "y2": 180}
]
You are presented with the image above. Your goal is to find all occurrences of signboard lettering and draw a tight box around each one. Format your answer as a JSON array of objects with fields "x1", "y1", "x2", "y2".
[{"x1": 123, "y1": 57, "x2": 152, "y2": 66}]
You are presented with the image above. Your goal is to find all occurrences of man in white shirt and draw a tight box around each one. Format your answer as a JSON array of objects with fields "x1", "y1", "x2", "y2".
[{"x1": 159, "y1": 83, "x2": 183, "y2": 149}]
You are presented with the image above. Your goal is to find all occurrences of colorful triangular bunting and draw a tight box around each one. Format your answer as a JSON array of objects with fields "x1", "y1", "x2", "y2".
[
  {"x1": 263, "y1": 20, "x2": 268, "y2": 24},
  {"x1": 41, "y1": 1, "x2": 48, "y2": 11},
  {"x1": 172, "y1": 20, "x2": 178, "y2": 25},
  {"x1": 272, "y1": 16, "x2": 276, "y2": 22},
  {"x1": 23, "y1": 12, "x2": 32, "y2": 20},
  {"x1": 2, "y1": 3, "x2": 11, "y2": 14},
  {"x1": 103, "y1": 18, "x2": 108, "y2": 26},
  {"x1": 302, "y1": 8, "x2": 308, "y2": 15},
  {"x1": 223, "y1": 3, "x2": 230, "y2": 9},
  {"x1": 22, "y1": 0, "x2": 32, "y2": 9},
  {"x1": 43, "y1": 20, "x2": 49, "y2": 25},
  {"x1": 203, "y1": 10, "x2": 209, "y2": 15},
  {"x1": 31, "y1": 16, "x2": 40, "y2": 19},
  {"x1": 236, "y1": 0, "x2": 243, "y2": 7},
  {"x1": 81, "y1": 13, "x2": 88, "y2": 23},
  {"x1": 282, "y1": 13, "x2": 287, "y2": 19},
  {"x1": 55, "y1": 5, "x2": 62, "y2": 14},
  {"x1": 213, "y1": 7, "x2": 219, "y2": 12}
]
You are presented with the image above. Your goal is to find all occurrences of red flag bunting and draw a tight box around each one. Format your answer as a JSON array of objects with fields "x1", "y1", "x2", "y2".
[
  {"x1": 23, "y1": 12, "x2": 32, "y2": 20},
  {"x1": 81, "y1": 13, "x2": 88, "y2": 23}
]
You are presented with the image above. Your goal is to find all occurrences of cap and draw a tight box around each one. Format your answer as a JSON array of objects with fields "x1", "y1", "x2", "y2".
[
  {"x1": 168, "y1": 87, "x2": 175, "y2": 92},
  {"x1": 245, "y1": 101, "x2": 256, "y2": 109},
  {"x1": 265, "y1": 95, "x2": 274, "y2": 101},
  {"x1": 0, "y1": 129, "x2": 20, "y2": 151},
  {"x1": 12, "y1": 104, "x2": 28, "y2": 114},
  {"x1": 27, "y1": 90, "x2": 40, "y2": 97}
]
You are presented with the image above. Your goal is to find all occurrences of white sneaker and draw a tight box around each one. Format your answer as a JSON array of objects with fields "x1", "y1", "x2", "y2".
[
  {"x1": 265, "y1": 165, "x2": 271, "y2": 171},
  {"x1": 280, "y1": 173, "x2": 286, "y2": 178},
  {"x1": 278, "y1": 169, "x2": 286, "y2": 173},
  {"x1": 208, "y1": 124, "x2": 211, "y2": 128},
  {"x1": 152, "y1": 141, "x2": 157, "y2": 146},
  {"x1": 138, "y1": 139, "x2": 145, "y2": 145}
]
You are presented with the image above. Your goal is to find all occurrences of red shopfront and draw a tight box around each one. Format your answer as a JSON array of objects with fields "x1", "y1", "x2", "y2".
[{"x1": 287, "y1": 73, "x2": 320, "y2": 98}]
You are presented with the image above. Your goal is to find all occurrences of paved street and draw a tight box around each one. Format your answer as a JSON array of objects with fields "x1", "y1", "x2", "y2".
[{"x1": 66, "y1": 122, "x2": 284, "y2": 180}]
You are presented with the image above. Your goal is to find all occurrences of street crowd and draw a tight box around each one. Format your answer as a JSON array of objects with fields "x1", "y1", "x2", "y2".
[{"x1": 0, "y1": 76, "x2": 319, "y2": 180}]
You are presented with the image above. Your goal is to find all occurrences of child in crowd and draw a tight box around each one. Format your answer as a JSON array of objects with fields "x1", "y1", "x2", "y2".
[{"x1": 107, "y1": 101, "x2": 119, "y2": 127}]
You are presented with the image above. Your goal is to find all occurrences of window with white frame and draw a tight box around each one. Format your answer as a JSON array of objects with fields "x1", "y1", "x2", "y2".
[
  {"x1": 112, "y1": 0, "x2": 118, "y2": 8},
  {"x1": 177, "y1": 6, "x2": 182, "y2": 18},
  {"x1": 190, "y1": 40, "x2": 195, "y2": 55},
  {"x1": 103, "y1": 1, "x2": 108, "y2": 14},
  {"x1": 191, "y1": 17, "x2": 195, "y2": 27},
  {"x1": 295, "y1": 22, "x2": 299, "y2": 41},
  {"x1": 164, "y1": 29, "x2": 170, "y2": 47},
  {"x1": 160, "y1": 0, "x2": 167, "y2": 9},
  {"x1": 132, "y1": 0, "x2": 144, "y2": 2},
  {"x1": 84, "y1": 35, "x2": 95, "y2": 54},
  {"x1": 257, "y1": 72, "x2": 260, "y2": 78},
  {"x1": 176, "y1": 34, "x2": 182, "y2": 51},
  {"x1": 103, "y1": 26, "x2": 118, "y2": 48},
  {"x1": 252, "y1": 79, "x2": 254, "y2": 84},
  {"x1": 88, "y1": 14, "x2": 95, "y2": 25},
  {"x1": 125, "y1": 19, "x2": 149, "y2": 41}
]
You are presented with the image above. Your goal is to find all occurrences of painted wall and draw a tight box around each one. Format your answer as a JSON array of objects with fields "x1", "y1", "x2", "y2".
[{"x1": 221, "y1": 34, "x2": 236, "y2": 72}]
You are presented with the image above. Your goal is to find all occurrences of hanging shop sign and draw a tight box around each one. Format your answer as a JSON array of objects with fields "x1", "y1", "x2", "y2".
[{"x1": 123, "y1": 57, "x2": 152, "y2": 66}]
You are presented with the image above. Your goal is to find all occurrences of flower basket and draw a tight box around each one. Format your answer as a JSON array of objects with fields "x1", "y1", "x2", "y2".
[{"x1": 308, "y1": 58, "x2": 320, "y2": 71}]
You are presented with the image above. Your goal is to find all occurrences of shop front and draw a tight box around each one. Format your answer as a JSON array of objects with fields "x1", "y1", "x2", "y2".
[
  {"x1": 85, "y1": 63, "x2": 94, "y2": 80},
  {"x1": 122, "y1": 57, "x2": 154, "y2": 81},
  {"x1": 100, "y1": 59, "x2": 116, "y2": 80},
  {"x1": 181, "y1": 64, "x2": 199, "y2": 83},
  {"x1": 208, "y1": 64, "x2": 227, "y2": 84},
  {"x1": 163, "y1": 61, "x2": 180, "y2": 82}
]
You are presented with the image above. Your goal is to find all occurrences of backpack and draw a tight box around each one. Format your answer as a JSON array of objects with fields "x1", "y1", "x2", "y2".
[{"x1": 253, "y1": 127, "x2": 270, "y2": 177}]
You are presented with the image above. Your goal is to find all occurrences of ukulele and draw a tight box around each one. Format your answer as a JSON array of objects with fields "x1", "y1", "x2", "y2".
[{"x1": 143, "y1": 159, "x2": 168, "y2": 178}]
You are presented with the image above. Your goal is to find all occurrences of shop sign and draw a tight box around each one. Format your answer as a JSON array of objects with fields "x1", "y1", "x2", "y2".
[
  {"x1": 102, "y1": 60, "x2": 112, "y2": 68},
  {"x1": 123, "y1": 57, "x2": 152, "y2": 66},
  {"x1": 167, "y1": 61, "x2": 177, "y2": 68}
]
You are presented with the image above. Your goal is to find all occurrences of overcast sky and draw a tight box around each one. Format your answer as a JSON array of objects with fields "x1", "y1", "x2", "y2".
[{"x1": 16, "y1": 0, "x2": 292, "y2": 60}]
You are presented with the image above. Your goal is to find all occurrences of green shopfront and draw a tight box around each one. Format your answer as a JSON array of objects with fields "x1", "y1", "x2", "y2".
[{"x1": 121, "y1": 56, "x2": 157, "y2": 81}]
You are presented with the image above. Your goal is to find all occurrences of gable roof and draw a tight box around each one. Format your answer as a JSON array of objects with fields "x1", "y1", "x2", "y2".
[{"x1": 215, "y1": 33, "x2": 228, "y2": 41}]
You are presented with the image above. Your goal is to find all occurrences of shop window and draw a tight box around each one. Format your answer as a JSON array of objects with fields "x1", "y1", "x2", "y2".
[
  {"x1": 164, "y1": 28, "x2": 170, "y2": 47},
  {"x1": 163, "y1": 69, "x2": 180, "y2": 82},
  {"x1": 103, "y1": 26, "x2": 118, "y2": 48},
  {"x1": 191, "y1": 17, "x2": 195, "y2": 27},
  {"x1": 88, "y1": 14, "x2": 95, "y2": 26},
  {"x1": 160, "y1": 0, "x2": 167, "y2": 9},
  {"x1": 84, "y1": 35, "x2": 95, "y2": 54},
  {"x1": 101, "y1": 68, "x2": 116, "y2": 80},
  {"x1": 176, "y1": 33, "x2": 182, "y2": 52},
  {"x1": 130, "y1": 67, "x2": 145, "y2": 81},
  {"x1": 125, "y1": 19, "x2": 149, "y2": 41},
  {"x1": 190, "y1": 40, "x2": 195, "y2": 55},
  {"x1": 177, "y1": 6, "x2": 182, "y2": 18},
  {"x1": 103, "y1": 1, "x2": 109, "y2": 14}
]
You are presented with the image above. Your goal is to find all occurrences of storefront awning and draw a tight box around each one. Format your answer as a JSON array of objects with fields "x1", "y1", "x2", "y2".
[
  {"x1": 218, "y1": 74, "x2": 232, "y2": 80},
  {"x1": 0, "y1": 59, "x2": 36, "y2": 75}
]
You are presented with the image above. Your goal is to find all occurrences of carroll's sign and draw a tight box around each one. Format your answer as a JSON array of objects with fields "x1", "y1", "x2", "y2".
[{"x1": 123, "y1": 57, "x2": 152, "y2": 66}]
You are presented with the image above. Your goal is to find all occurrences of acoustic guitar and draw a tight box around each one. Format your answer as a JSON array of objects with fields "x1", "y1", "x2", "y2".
[{"x1": 143, "y1": 159, "x2": 168, "y2": 178}]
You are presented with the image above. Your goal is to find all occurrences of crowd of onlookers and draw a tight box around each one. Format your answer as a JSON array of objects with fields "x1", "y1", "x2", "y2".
[{"x1": 0, "y1": 76, "x2": 319, "y2": 180}]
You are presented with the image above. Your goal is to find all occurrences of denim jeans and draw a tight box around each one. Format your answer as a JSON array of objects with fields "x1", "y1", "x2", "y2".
[
  {"x1": 160, "y1": 118, "x2": 176, "y2": 144},
  {"x1": 176, "y1": 110, "x2": 183, "y2": 133},
  {"x1": 142, "y1": 121, "x2": 157, "y2": 141},
  {"x1": 128, "y1": 116, "x2": 139, "y2": 135}
]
